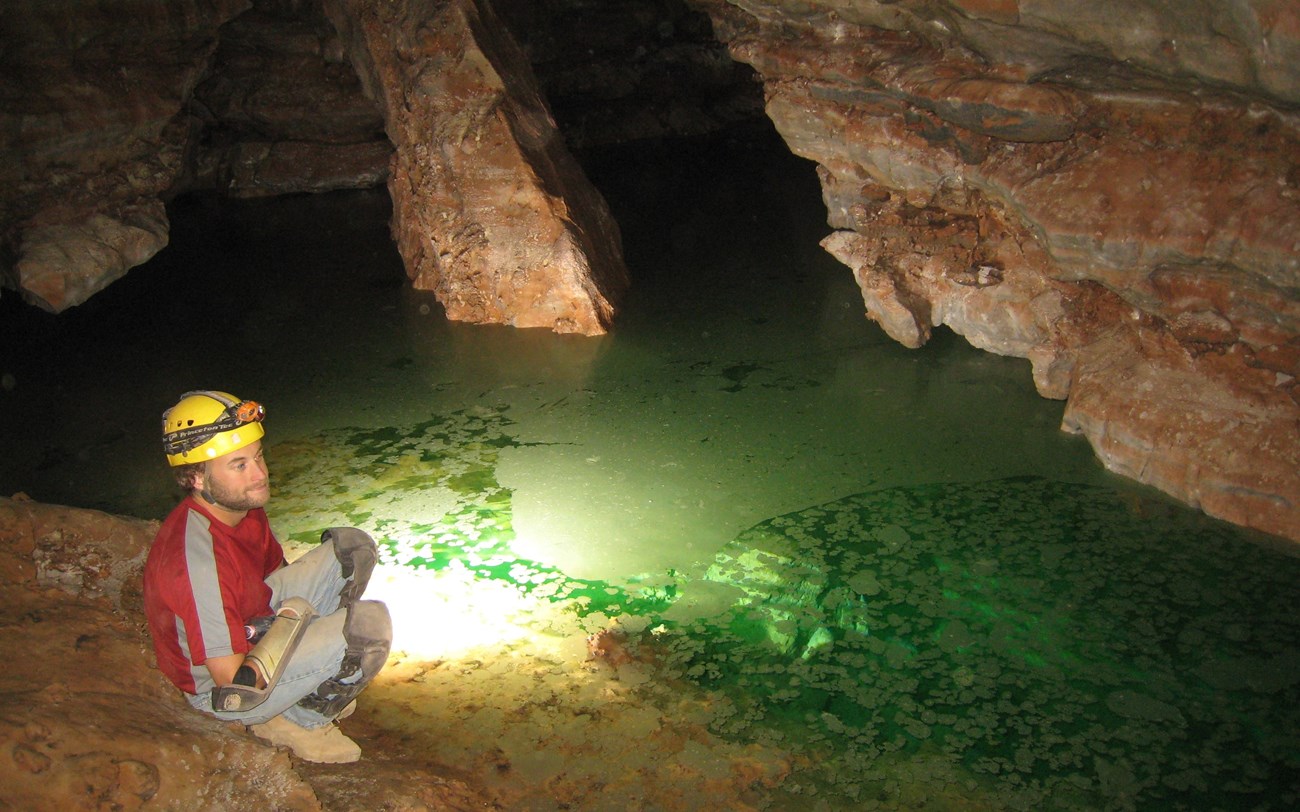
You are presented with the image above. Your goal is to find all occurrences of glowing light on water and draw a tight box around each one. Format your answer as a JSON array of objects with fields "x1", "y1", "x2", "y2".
[
  {"x1": 365, "y1": 563, "x2": 546, "y2": 660},
  {"x1": 265, "y1": 396, "x2": 1300, "y2": 810}
]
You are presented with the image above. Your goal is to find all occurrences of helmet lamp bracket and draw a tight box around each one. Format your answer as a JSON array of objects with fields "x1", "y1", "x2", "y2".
[{"x1": 162, "y1": 394, "x2": 265, "y2": 457}]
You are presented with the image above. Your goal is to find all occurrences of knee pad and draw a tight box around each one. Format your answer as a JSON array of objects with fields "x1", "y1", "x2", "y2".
[
  {"x1": 296, "y1": 599, "x2": 391, "y2": 718},
  {"x1": 321, "y1": 527, "x2": 377, "y2": 607}
]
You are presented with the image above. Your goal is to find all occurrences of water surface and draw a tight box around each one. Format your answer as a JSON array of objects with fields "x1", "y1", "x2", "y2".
[{"x1": 1, "y1": 122, "x2": 1295, "y2": 810}]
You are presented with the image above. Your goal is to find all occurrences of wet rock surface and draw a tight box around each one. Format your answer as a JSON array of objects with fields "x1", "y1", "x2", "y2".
[
  {"x1": 0, "y1": 495, "x2": 790, "y2": 811},
  {"x1": 0, "y1": 496, "x2": 326, "y2": 810},
  {"x1": 0, "y1": 496, "x2": 496, "y2": 810}
]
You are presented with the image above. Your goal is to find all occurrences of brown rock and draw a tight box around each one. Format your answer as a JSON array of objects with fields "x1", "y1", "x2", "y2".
[
  {"x1": 0, "y1": 497, "x2": 323, "y2": 810},
  {"x1": 696, "y1": 0, "x2": 1300, "y2": 541},
  {"x1": 220, "y1": 140, "x2": 392, "y2": 198},
  {"x1": 12, "y1": 204, "x2": 170, "y2": 313},
  {"x1": 189, "y1": 3, "x2": 393, "y2": 197},
  {"x1": 193, "y1": 6, "x2": 386, "y2": 146},
  {"x1": 0, "y1": 0, "x2": 251, "y2": 312},
  {"x1": 1063, "y1": 329, "x2": 1300, "y2": 541},
  {"x1": 0, "y1": 496, "x2": 499, "y2": 811},
  {"x1": 324, "y1": 0, "x2": 630, "y2": 335}
]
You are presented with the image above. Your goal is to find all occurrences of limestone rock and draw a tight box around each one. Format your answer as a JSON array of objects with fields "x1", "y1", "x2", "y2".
[
  {"x1": 0, "y1": 0, "x2": 251, "y2": 312},
  {"x1": 0, "y1": 496, "x2": 322, "y2": 810},
  {"x1": 939, "y1": 0, "x2": 1300, "y2": 107},
  {"x1": 324, "y1": 0, "x2": 630, "y2": 335},
  {"x1": 212, "y1": 139, "x2": 392, "y2": 198},
  {"x1": 0, "y1": 495, "x2": 498, "y2": 811},
  {"x1": 1062, "y1": 329, "x2": 1300, "y2": 542},
  {"x1": 695, "y1": 0, "x2": 1300, "y2": 541},
  {"x1": 190, "y1": 2, "x2": 393, "y2": 197},
  {"x1": 12, "y1": 204, "x2": 170, "y2": 313}
]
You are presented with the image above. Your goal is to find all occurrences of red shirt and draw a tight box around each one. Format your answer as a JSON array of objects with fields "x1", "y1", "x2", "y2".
[{"x1": 142, "y1": 496, "x2": 285, "y2": 694}]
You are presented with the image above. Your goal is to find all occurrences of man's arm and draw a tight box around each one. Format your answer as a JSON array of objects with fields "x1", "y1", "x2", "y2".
[
  {"x1": 208, "y1": 599, "x2": 313, "y2": 712},
  {"x1": 206, "y1": 653, "x2": 265, "y2": 688}
]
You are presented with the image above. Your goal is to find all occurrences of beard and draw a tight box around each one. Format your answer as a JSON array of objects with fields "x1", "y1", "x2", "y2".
[{"x1": 202, "y1": 475, "x2": 270, "y2": 512}]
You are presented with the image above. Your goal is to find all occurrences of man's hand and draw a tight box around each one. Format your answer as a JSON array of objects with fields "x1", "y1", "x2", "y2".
[{"x1": 206, "y1": 653, "x2": 265, "y2": 688}]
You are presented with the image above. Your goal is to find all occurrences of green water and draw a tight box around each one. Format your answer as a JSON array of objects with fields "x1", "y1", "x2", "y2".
[
  {"x1": 263, "y1": 411, "x2": 1300, "y2": 810},
  {"x1": 1, "y1": 121, "x2": 1296, "y2": 809}
]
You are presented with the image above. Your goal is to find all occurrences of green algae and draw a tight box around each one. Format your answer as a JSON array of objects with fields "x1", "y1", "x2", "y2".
[
  {"x1": 644, "y1": 477, "x2": 1300, "y2": 810},
  {"x1": 265, "y1": 402, "x2": 1299, "y2": 810}
]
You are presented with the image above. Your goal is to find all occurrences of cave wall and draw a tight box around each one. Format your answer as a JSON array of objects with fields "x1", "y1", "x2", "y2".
[
  {"x1": 0, "y1": 0, "x2": 628, "y2": 334},
  {"x1": 187, "y1": 0, "x2": 392, "y2": 197},
  {"x1": 494, "y1": 0, "x2": 765, "y2": 148},
  {"x1": 0, "y1": 0, "x2": 250, "y2": 311},
  {"x1": 0, "y1": 0, "x2": 393, "y2": 309},
  {"x1": 689, "y1": 0, "x2": 1300, "y2": 540},
  {"x1": 1, "y1": 0, "x2": 1297, "y2": 540}
]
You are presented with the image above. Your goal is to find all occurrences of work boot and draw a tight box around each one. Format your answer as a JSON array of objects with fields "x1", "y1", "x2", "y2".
[{"x1": 248, "y1": 715, "x2": 361, "y2": 763}]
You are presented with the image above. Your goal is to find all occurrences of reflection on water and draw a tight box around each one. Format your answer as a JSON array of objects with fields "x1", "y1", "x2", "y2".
[
  {"x1": 265, "y1": 404, "x2": 1300, "y2": 809},
  {"x1": 2, "y1": 121, "x2": 1297, "y2": 809}
]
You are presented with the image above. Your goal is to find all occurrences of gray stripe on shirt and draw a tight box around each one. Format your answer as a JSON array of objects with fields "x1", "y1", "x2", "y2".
[
  {"x1": 174, "y1": 614, "x2": 213, "y2": 695},
  {"x1": 182, "y1": 509, "x2": 235, "y2": 667}
]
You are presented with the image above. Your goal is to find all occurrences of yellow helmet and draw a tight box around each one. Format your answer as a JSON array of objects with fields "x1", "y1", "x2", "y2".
[{"x1": 162, "y1": 390, "x2": 266, "y2": 467}]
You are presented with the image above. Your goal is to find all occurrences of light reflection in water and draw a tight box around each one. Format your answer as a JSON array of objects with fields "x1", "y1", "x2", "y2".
[{"x1": 268, "y1": 405, "x2": 1299, "y2": 809}]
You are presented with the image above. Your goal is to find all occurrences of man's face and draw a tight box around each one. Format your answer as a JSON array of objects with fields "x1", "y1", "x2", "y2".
[{"x1": 199, "y1": 440, "x2": 270, "y2": 512}]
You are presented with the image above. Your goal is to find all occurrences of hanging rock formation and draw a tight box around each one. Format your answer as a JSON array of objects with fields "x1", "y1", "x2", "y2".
[
  {"x1": 0, "y1": 0, "x2": 391, "y2": 310},
  {"x1": 1, "y1": 0, "x2": 628, "y2": 336},
  {"x1": 0, "y1": 0, "x2": 250, "y2": 312},
  {"x1": 322, "y1": 0, "x2": 629, "y2": 335},
  {"x1": 691, "y1": 0, "x2": 1300, "y2": 542}
]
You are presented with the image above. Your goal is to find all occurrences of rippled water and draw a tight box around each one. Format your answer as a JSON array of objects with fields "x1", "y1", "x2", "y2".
[{"x1": 2, "y1": 121, "x2": 1296, "y2": 809}]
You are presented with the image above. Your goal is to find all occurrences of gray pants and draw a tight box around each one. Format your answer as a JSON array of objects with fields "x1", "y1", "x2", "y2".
[{"x1": 187, "y1": 540, "x2": 365, "y2": 729}]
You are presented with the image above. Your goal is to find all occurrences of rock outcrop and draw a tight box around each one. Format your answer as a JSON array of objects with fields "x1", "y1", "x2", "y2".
[
  {"x1": 189, "y1": 1, "x2": 393, "y2": 197},
  {"x1": 0, "y1": 495, "x2": 495, "y2": 811},
  {"x1": 0, "y1": 496, "x2": 323, "y2": 809},
  {"x1": 0, "y1": 496, "x2": 794, "y2": 810},
  {"x1": 0, "y1": 0, "x2": 250, "y2": 312},
  {"x1": 693, "y1": 0, "x2": 1300, "y2": 541},
  {"x1": 2, "y1": 0, "x2": 629, "y2": 336},
  {"x1": 323, "y1": 0, "x2": 630, "y2": 335}
]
